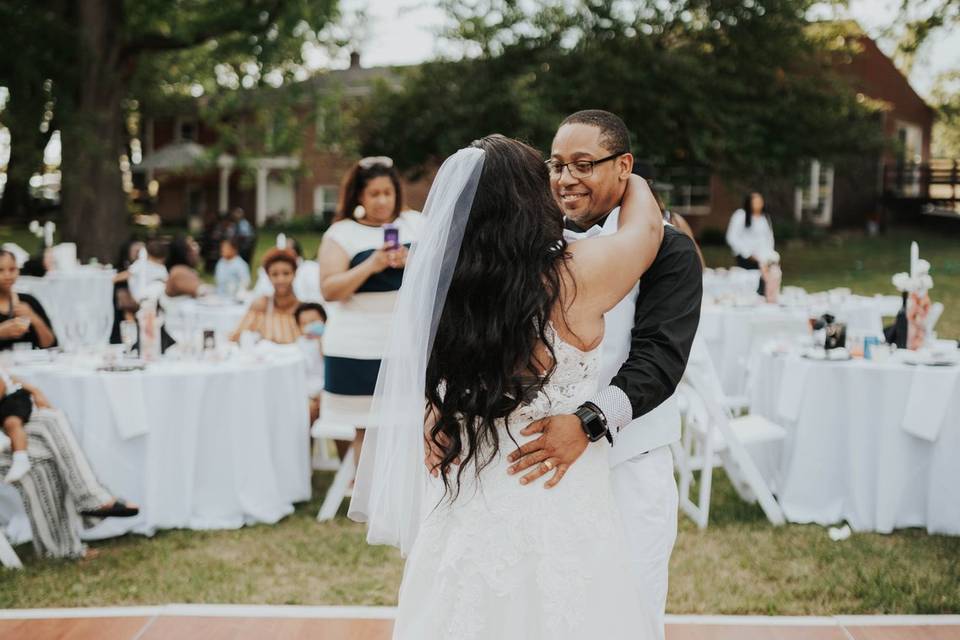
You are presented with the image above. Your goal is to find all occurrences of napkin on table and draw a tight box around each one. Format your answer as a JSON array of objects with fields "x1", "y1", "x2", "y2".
[{"x1": 100, "y1": 371, "x2": 149, "y2": 439}]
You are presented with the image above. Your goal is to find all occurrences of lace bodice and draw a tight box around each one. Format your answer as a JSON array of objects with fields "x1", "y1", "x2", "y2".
[{"x1": 497, "y1": 322, "x2": 602, "y2": 429}]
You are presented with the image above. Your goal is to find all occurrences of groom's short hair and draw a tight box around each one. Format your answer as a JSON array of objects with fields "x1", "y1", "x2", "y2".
[{"x1": 560, "y1": 110, "x2": 631, "y2": 155}]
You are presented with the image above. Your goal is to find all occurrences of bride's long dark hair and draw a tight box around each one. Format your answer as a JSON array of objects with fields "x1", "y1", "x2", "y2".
[{"x1": 425, "y1": 134, "x2": 571, "y2": 499}]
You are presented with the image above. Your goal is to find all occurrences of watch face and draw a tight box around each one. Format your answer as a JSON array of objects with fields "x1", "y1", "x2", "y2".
[{"x1": 578, "y1": 408, "x2": 605, "y2": 440}]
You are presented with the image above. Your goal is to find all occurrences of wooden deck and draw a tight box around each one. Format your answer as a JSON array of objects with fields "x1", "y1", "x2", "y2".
[{"x1": 0, "y1": 607, "x2": 958, "y2": 640}]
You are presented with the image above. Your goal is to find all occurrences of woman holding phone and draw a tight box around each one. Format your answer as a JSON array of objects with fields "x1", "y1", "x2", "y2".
[{"x1": 317, "y1": 157, "x2": 422, "y2": 471}]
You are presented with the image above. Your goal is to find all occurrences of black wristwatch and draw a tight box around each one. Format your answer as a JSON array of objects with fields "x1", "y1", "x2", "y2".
[{"x1": 574, "y1": 402, "x2": 613, "y2": 445}]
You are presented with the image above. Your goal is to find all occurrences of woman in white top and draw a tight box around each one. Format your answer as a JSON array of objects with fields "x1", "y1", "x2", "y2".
[
  {"x1": 725, "y1": 191, "x2": 775, "y2": 294},
  {"x1": 317, "y1": 156, "x2": 423, "y2": 471}
]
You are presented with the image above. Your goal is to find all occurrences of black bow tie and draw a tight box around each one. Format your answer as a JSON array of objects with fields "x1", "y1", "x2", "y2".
[{"x1": 564, "y1": 215, "x2": 610, "y2": 233}]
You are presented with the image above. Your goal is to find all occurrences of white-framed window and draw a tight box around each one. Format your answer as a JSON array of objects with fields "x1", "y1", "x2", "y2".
[
  {"x1": 656, "y1": 165, "x2": 711, "y2": 216},
  {"x1": 794, "y1": 159, "x2": 834, "y2": 226},
  {"x1": 313, "y1": 184, "x2": 339, "y2": 220},
  {"x1": 893, "y1": 121, "x2": 924, "y2": 198},
  {"x1": 895, "y1": 120, "x2": 923, "y2": 165}
]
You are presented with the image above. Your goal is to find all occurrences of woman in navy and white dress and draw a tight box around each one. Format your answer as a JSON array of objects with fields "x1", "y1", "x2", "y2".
[{"x1": 317, "y1": 157, "x2": 422, "y2": 470}]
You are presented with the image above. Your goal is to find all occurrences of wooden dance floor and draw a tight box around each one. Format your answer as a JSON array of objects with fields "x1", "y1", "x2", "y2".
[{"x1": 1, "y1": 606, "x2": 958, "y2": 640}]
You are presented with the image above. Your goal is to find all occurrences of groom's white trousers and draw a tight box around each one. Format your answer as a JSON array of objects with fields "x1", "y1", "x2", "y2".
[{"x1": 610, "y1": 446, "x2": 678, "y2": 640}]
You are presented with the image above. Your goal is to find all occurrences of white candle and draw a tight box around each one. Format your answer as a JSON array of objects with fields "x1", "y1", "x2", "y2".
[
  {"x1": 910, "y1": 242, "x2": 919, "y2": 278},
  {"x1": 43, "y1": 221, "x2": 54, "y2": 248}
]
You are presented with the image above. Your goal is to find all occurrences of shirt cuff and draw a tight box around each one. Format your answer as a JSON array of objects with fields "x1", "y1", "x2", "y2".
[{"x1": 589, "y1": 385, "x2": 633, "y2": 433}]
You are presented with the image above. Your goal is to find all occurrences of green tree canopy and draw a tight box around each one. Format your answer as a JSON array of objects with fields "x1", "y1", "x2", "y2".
[
  {"x1": 0, "y1": 0, "x2": 338, "y2": 260},
  {"x1": 356, "y1": 0, "x2": 883, "y2": 186}
]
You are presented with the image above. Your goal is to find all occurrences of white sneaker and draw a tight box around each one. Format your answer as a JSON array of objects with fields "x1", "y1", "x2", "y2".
[{"x1": 4, "y1": 451, "x2": 31, "y2": 483}]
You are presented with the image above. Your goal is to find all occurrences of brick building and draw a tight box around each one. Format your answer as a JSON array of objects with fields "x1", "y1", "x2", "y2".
[
  {"x1": 138, "y1": 24, "x2": 935, "y2": 236},
  {"x1": 668, "y1": 23, "x2": 935, "y2": 234},
  {"x1": 136, "y1": 54, "x2": 433, "y2": 232}
]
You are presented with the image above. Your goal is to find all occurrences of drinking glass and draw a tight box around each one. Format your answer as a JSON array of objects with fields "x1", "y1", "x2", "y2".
[{"x1": 120, "y1": 320, "x2": 138, "y2": 355}]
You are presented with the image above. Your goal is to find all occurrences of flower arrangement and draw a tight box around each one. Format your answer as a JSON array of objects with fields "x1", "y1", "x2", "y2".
[
  {"x1": 28, "y1": 220, "x2": 56, "y2": 248},
  {"x1": 892, "y1": 243, "x2": 934, "y2": 350},
  {"x1": 891, "y1": 260, "x2": 933, "y2": 294}
]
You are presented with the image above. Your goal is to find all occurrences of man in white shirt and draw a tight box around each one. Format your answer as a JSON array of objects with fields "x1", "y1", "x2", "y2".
[{"x1": 507, "y1": 110, "x2": 702, "y2": 640}]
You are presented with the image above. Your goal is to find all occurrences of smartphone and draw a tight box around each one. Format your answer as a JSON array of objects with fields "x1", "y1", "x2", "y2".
[{"x1": 383, "y1": 223, "x2": 399, "y2": 251}]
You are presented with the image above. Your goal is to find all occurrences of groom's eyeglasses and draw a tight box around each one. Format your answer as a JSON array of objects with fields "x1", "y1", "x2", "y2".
[{"x1": 545, "y1": 152, "x2": 627, "y2": 180}]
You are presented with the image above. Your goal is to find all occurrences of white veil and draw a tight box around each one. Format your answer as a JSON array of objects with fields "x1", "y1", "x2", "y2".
[{"x1": 348, "y1": 147, "x2": 485, "y2": 555}]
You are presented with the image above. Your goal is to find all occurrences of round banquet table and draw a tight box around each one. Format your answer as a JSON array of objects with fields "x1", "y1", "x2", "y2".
[
  {"x1": 748, "y1": 350, "x2": 960, "y2": 534},
  {"x1": 698, "y1": 304, "x2": 810, "y2": 396},
  {"x1": 699, "y1": 295, "x2": 891, "y2": 397},
  {"x1": 0, "y1": 345, "x2": 311, "y2": 541},
  {"x1": 15, "y1": 266, "x2": 116, "y2": 349}
]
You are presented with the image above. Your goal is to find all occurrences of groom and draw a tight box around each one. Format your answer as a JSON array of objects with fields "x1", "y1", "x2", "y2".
[{"x1": 507, "y1": 110, "x2": 702, "y2": 637}]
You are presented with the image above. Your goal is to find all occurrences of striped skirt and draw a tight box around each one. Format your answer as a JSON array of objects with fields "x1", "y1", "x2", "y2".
[{"x1": 0, "y1": 409, "x2": 112, "y2": 559}]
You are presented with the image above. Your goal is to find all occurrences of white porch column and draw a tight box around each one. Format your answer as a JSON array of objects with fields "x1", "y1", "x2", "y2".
[
  {"x1": 218, "y1": 166, "x2": 231, "y2": 214},
  {"x1": 255, "y1": 166, "x2": 269, "y2": 227}
]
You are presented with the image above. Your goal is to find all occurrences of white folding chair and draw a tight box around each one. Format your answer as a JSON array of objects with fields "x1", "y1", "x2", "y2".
[
  {"x1": 0, "y1": 529, "x2": 22, "y2": 569},
  {"x1": 310, "y1": 420, "x2": 356, "y2": 522},
  {"x1": 674, "y1": 351, "x2": 787, "y2": 529}
]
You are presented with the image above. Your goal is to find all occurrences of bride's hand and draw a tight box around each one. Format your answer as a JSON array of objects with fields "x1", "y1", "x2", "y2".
[{"x1": 506, "y1": 414, "x2": 588, "y2": 488}]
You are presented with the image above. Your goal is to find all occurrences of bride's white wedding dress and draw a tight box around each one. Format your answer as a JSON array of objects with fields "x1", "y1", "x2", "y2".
[{"x1": 394, "y1": 325, "x2": 655, "y2": 640}]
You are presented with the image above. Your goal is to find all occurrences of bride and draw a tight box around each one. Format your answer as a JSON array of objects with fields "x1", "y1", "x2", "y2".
[{"x1": 349, "y1": 134, "x2": 663, "y2": 639}]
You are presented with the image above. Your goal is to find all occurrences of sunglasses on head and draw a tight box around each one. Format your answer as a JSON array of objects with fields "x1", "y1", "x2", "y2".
[{"x1": 358, "y1": 156, "x2": 394, "y2": 169}]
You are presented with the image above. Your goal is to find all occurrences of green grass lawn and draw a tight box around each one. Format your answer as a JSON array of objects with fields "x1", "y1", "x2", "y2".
[
  {"x1": 1, "y1": 225, "x2": 958, "y2": 613},
  {"x1": 2, "y1": 470, "x2": 958, "y2": 613}
]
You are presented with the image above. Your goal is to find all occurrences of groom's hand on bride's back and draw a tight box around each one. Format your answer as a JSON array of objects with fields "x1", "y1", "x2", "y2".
[{"x1": 506, "y1": 415, "x2": 588, "y2": 488}]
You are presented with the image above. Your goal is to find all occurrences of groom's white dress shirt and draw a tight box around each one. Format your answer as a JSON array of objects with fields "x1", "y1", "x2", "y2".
[{"x1": 563, "y1": 207, "x2": 703, "y2": 640}]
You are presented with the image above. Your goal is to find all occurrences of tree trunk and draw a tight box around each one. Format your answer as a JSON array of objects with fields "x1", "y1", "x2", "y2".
[
  {"x1": 0, "y1": 82, "x2": 50, "y2": 223},
  {"x1": 59, "y1": 0, "x2": 128, "y2": 262},
  {"x1": 0, "y1": 172, "x2": 34, "y2": 223}
]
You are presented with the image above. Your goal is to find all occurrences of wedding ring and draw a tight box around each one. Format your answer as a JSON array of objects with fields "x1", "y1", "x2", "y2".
[{"x1": 543, "y1": 460, "x2": 554, "y2": 471}]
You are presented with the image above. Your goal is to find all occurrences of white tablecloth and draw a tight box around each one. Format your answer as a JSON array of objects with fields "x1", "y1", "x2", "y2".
[
  {"x1": 699, "y1": 295, "x2": 891, "y2": 396},
  {"x1": 698, "y1": 304, "x2": 811, "y2": 396},
  {"x1": 15, "y1": 267, "x2": 116, "y2": 349},
  {"x1": 749, "y1": 351, "x2": 960, "y2": 534},
  {"x1": 0, "y1": 347, "x2": 311, "y2": 541}
]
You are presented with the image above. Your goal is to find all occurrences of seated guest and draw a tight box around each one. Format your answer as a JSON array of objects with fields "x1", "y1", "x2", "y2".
[
  {"x1": 164, "y1": 235, "x2": 205, "y2": 298},
  {"x1": 214, "y1": 238, "x2": 251, "y2": 297},
  {"x1": 0, "y1": 367, "x2": 34, "y2": 482},
  {"x1": 253, "y1": 237, "x2": 322, "y2": 302},
  {"x1": 228, "y1": 207, "x2": 256, "y2": 264},
  {"x1": 295, "y1": 302, "x2": 327, "y2": 423},
  {"x1": 229, "y1": 248, "x2": 301, "y2": 344},
  {"x1": 127, "y1": 240, "x2": 169, "y2": 302},
  {"x1": 0, "y1": 384, "x2": 138, "y2": 560},
  {"x1": 0, "y1": 249, "x2": 56, "y2": 351}
]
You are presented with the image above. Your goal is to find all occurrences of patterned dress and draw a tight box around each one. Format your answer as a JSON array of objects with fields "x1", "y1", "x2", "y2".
[{"x1": 321, "y1": 212, "x2": 423, "y2": 425}]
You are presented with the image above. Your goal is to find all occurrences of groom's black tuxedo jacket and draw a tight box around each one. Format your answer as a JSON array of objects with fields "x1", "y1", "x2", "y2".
[{"x1": 565, "y1": 219, "x2": 703, "y2": 420}]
